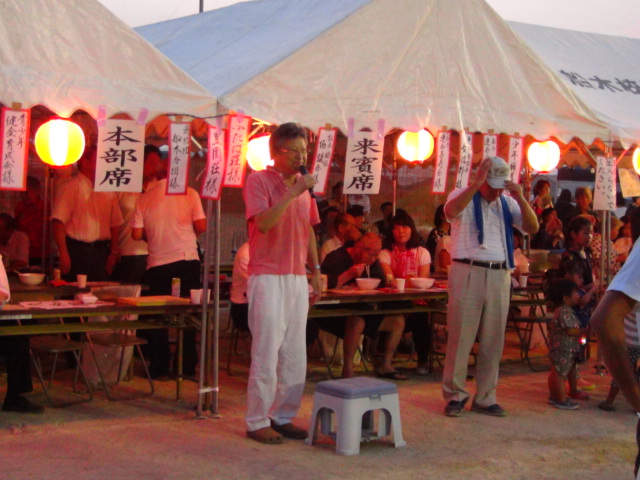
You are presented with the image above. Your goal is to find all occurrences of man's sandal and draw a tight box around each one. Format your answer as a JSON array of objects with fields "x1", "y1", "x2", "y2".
[{"x1": 246, "y1": 426, "x2": 284, "y2": 444}]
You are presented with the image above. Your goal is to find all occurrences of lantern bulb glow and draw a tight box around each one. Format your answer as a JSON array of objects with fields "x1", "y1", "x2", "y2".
[
  {"x1": 397, "y1": 130, "x2": 434, "y2": 162},
  {"x1": 246, "y1": 135, "x2": 274, "y2": 172},
  {"x1": 527, "y1": 141, "x2": 560, "y2": 173},
  {"x1": 35, "y1": 119, "x2": 85, "y2": 167},
  {"x1": 632, "y1": 147, "x2": 640, "y2": 175}
]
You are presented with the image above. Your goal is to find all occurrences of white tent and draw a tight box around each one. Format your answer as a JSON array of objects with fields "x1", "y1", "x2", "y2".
[
  {"x1": 509, "y1": 22, "x2": 640, "y2": 148},
  {"x1": 137, "y1": 0, "x2": 607, "y2": 142},
  {"x1": 0, "y1": 0, "x2": 216, "y2": 119}
]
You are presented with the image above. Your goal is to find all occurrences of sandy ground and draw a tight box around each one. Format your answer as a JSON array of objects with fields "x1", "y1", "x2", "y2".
[{"x1": 0, "y1": 330, "x2": 637, "y2": 480}]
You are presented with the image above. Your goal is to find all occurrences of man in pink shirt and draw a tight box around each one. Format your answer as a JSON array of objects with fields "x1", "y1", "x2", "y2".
[{"x1": 244, "y1": 123, "x2": 321, "y2": 444}]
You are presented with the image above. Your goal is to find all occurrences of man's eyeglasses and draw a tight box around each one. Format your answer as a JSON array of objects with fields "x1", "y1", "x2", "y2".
[{"x1": 278, "y1": 148, "x2": 308, "y2": 157}]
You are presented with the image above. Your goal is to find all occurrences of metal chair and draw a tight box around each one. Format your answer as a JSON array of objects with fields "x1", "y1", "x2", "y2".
[
  {"x1": 82, "y1": 285, "x2": 154, "y2": 400},
  {"x1": 26, "y1": 319, "x2": 94, "y2": 407}
]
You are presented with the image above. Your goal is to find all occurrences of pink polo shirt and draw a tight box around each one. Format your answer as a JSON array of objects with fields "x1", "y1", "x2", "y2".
[{"x1": 244, "y1": 168, "x2": 320, "y2": 276}]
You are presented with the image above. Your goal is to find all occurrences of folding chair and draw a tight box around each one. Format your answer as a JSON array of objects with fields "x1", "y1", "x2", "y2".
[
  {"x1": 82, "y1": 285, "x2": 154, "y2": 400},
  {"x1": 26, "y1": 319, "x2": 93, "y2": 407}
]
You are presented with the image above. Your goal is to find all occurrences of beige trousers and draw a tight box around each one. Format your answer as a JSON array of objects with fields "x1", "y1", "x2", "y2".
[{"x1": 442, "y1": 261, "x2": 511, "y2": 407}]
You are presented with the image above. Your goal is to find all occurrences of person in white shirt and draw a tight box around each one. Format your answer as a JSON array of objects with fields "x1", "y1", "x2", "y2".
[
  {"x1": 111, "y1": 145, "x2": 161, "y2": 284},
  {"x1": 442, "y1": 157, "x2": 538, "y2": 418},
  {"x1": 132, "y1": 157, "x2": 206, "y2": 379},
  {"x1": 52, "y1": 146, "x2": 123, "y2": 281}
]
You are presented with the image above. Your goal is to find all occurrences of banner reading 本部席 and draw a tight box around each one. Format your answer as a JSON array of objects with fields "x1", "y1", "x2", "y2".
[{"x1": 95, "y1": 118, "x2": 144, "y2": 192}]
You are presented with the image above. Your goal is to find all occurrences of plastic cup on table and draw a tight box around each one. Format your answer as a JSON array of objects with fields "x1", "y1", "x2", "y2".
[
  {"x1": 76, "y1": 274, "x2": 87, "y2": 288},
  {"x1": 190, "y1": 289, "x2": 203, "y2": 304},
  {"x1": 519, "y1": 275, "x2": 528, "y2": 288},
  {"x1": 395, "y1": 278, "x2": 405, "y2": 292}
]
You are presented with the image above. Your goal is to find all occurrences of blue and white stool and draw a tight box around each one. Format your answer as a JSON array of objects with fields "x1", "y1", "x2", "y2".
[{"x1": 306, "y1": 377, "x2": 406, "y2": 455}]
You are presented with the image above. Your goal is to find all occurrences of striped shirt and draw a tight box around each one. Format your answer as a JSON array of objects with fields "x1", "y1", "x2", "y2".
[{"x1": 445, "y1": 189, "x2": 522, "y2": 263}]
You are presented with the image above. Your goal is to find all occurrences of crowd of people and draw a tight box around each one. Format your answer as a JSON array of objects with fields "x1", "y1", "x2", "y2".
[
  {"x1": 3, "y1": 123, "x2": 640, "y2": 474},
  {"x1": 0, "y1": 142, "x2": 207, "y2": 412}
]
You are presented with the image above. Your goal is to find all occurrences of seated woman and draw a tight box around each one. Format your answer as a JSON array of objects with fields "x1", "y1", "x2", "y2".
[
  {"x1": 531, "y1": 207, "x2": 564, "y2": 250},
  {"x1": 378, "y1": 210, "x2": 432, "y2": 375},
  {"x1": 425, "y1": 205, "x2": 450, "y2": 273}
]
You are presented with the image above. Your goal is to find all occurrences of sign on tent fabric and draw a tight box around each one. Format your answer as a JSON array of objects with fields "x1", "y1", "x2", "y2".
[
  {"x1": 594, "y1": 156, "x2": 616, "y2": 211},
  {"x1": 167, "y1": 122, "x2": 191, "y2": 195},
  {"x1": 95, "y1": 119, "x2": 144, "y2": 193},
  {"x1": 343, "y1": 130, "x2": 383, "y2": 195},
  {"x1": 201, "y1": 124, "x2": 226, "y2": 200},
  {"x1": 0, "y1": 108, "x2": 29, "y2": 191},
  {"x1": 224, "y1": 114, "x2": 250, "y2": 188},
  {"x1": 311, "y1": 127, "x2": 337, "y2": 195}
]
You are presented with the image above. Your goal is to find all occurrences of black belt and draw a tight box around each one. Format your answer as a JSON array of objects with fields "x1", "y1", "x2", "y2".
[
  {"x1": 453, "y1": 258, "x2": 507, "y2": 270},
  {"x1": 66, "y1": 237, "x2": 110, "y2": 249}
]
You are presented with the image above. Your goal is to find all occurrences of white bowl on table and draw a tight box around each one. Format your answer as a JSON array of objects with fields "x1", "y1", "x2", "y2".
[
  {"x1": 18, "y1": 273, "x2": 45, "y2": 286},
  {"x1": 409, "y1": 277, "x2": 435, "y2": 290},
  {"x1": 355, "y1": 278, "x2": 381, "y2": 290}
]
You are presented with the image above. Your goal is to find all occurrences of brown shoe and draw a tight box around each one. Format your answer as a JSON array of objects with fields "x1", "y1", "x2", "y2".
[
  {"x1": 246, "y1": 426, "x2": 283, "y2": 444},
  {"x1": 271, "y1": 421, "x2": 308, "y2": 440}
]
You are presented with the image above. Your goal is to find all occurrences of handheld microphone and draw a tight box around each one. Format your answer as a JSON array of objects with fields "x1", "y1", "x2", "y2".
[{"x1": 299, "y1": 165, "x2": 316, "y2": 198}]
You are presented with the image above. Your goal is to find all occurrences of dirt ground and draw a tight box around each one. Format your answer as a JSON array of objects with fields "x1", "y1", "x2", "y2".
[{"x1": 0, "y1": 329, "x2": 637, "y2": 480}]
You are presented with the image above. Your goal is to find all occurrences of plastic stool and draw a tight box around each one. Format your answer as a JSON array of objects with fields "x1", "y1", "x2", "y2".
[{"x1": 306, "y1": 377, "x2": 406, "y2": 455}]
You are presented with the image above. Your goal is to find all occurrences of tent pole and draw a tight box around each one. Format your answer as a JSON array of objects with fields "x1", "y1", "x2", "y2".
[
  {"x1": 392, "y1": 150, "x2": 397, "y2": 215},
  {"x1": 211, "y1": 198, "x2": 221, "y2": 414},
  {"x1": 196, "y1": 198, "x2": 217, "y2": 417}
]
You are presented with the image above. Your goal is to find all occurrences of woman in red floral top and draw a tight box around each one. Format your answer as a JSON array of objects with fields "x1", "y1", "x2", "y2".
[{"x1": 378, "y1": 210, "x2": 432, "y2": 375}]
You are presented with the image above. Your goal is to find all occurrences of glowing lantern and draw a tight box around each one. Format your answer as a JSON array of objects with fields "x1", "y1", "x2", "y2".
[
  {"x1": 527, "y1": 140, "x2": 560, "y2": 172},
  {"x1": 632, "y1": 147, "x2": 640, "y2": 175},
  {"x1": 246, "y1": 135, "x2": 274, "y2": 171},
  {"x1": 397, "y1": 130, "x2": 434, "y2": 162},
  {"x1": 35, "y1": 119, "x2": 85, "y2": 167}
]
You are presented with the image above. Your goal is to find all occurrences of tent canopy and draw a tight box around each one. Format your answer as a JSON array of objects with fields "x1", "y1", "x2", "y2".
[
  {"x1": 0, "y1": 0, "x2": 216, "y2": 120},
  {"x1": 137, "y1": 0, "x2": 608, "y2": 143},
  {"x1": 509, "y1": 22, "x2": 640, "y2": 148}
]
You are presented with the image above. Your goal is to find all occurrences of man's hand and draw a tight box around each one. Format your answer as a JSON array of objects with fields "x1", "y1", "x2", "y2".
[
  {"x1": 350, "y1": 263, "x2": 365, "y2": 279},
  {"x1": 59, "y1": 251, "x2": 71, "y2": 275},
  {"x1": 504, "y1": 180, "x2": 524, "y2": 200},
  {"x1": 309, "y1": 270, "x2": 322, "y2": 305},
  {"x1": 472, "y1": 158, "x2": 492, "y2": 187},
  {"x1": 289, "y1": 174, "x2": 315, "y2": 198},
  {"x1": 105, "y1": 252, "x2": 118, "y2": 276}
]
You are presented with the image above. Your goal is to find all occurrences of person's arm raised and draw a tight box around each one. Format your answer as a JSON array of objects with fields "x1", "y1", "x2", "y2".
[
  {"x1": 504, "y1": 181, "x2": 539, "y2": 235},
  {"x1": 443, "y1": 158, "x2": 491, "y2": 220}
]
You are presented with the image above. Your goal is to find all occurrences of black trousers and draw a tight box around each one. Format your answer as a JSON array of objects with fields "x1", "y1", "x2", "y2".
[
  {"x1": 111, "y1": 255, "x2": 148, "y2": 285},
  {"x1": 138, "y1": 260, "x2": 201, "y2": 377},
  {"x1": 0, "y1": 334, "x2": 33, "y2": 401},
  {"x1": 64, "y1": 237, "x2": 110, "y2": 282}
]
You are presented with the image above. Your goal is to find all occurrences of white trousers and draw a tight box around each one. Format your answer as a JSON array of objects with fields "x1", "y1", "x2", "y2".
[{"x1": 245, "y1": 274, "x2": 309, "y2": 432}]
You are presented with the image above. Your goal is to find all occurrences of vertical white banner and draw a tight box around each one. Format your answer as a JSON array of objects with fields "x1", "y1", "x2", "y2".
[
  {"x1": 0, "y1": 108, "x2": 29, "y2": 191},
  {"x1": 594, "y1": 156, "x2": 616, "y2": 211},
  {"x1": 311, "y1": 127, "x2": 337, "y2": 195},
  {"x1": 455, "y1": 132, "x2": 473, "y2": 189},
  {"x1": 432, "y1": 131, "x2": 451, "y2": 194},
  {"x1": 201, "y1": 124, "x2": 226, "y2": 201},
  {"x1": 483, "y1": 134, "x2": 497, "y2": 158},
  {"x1": 95, "y1": 119, "x2": 144, "y2": 192},
  {"x1": 342, "y1": 129, "x2": 383, "y2": 195},
  {"x1": 167, "y1": 122, "x2": 191, "y2": 195},
  {"x1": 508, "y1": 136, "x2": 523, "y2": 183},
  {"x1": 224, "y1": 114, "x2": 251, "y2": 188}
]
